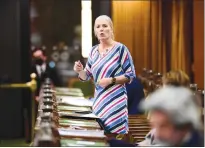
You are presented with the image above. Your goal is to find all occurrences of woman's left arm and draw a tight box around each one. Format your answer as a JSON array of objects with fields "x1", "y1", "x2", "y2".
[
  {"x1": 115, "y1": 45, "x2": 136, "y2": 84},
  {"x1": 98, "y1": 45, "x2": 136, "y2": 88}
]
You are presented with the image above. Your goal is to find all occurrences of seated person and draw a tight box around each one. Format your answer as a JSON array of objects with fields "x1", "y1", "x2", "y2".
[
  {"x1": 162, "y1": 69, "x2": 190, "y2": 87},
  {"x1": 126, "y1": 77, "x2": 145, "y2": 115},
  {"x1": 108, "y1": 86, "x2": 204, "y2": 147},
  {"x1": 162, "y1": 70, "x2": 202, "y2": 107},
  {"x1": 146, "y1": 70, "x2": 201, "y2": 119}
]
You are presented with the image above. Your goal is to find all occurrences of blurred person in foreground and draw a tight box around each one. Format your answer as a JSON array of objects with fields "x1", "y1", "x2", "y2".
[
  {"x1": 147, "y1": 70, "x2": 202, "y2": 118},
  {"x1": 144, "y1": 70, "x2": 203, "y2": 146},
  {"x1": 108, "y1": 86, "x2": 204, "y2": 147}
]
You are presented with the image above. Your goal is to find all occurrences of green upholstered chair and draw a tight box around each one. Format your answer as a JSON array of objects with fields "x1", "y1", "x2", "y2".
[{"x1": 68, "y1": 78, "x2": 94, "y2": 98}]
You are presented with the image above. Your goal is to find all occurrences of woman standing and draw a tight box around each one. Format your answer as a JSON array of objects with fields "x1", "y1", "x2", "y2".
[{"x1": 74, "y1": 15, "x2": 136, "y2": 134}]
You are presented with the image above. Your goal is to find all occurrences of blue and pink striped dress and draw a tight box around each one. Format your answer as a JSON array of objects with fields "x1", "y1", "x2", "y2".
[{"x1": 81, "y1": 42, "x2": 136, "y2": 134}]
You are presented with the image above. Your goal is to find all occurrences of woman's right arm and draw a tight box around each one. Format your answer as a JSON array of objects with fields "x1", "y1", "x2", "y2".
[
  {"x1": 78, "y1": 70, "x2": 88, "y2": 81},
  {"x1": 74, "y1": 50, "x2": 93, "y2": 81},
  {"x1": 74, "y1": 60, "x2": 89, "y2": 81}
]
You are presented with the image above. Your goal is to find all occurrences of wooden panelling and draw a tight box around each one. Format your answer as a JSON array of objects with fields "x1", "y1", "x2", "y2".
[{"x1": 193, "y1": 0, "x2": 204, "y2": 88}]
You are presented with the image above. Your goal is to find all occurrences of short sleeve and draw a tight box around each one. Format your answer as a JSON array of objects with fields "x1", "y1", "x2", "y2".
[{"x1": 119, "y1": 45, "x2": 136, "y2": 83}]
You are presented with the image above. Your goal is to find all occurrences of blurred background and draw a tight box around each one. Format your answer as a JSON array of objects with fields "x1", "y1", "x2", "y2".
[
  {"x1": 0, "y1": 0, "x2": 203, "y2": 145},
  {"x1": 28, "y1": 0, "x2": 204, "y2": 88}
]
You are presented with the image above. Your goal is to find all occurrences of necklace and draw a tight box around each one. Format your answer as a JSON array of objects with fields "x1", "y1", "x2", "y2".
[
  {"x1": 101, "y1": 49, "x2": 109, "y2": 56},
  {"x1": 99, "y1": 41, "x2": 115, "y2": 57}
]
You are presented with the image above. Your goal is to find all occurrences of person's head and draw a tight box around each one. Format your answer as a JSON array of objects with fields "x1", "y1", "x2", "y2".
[
  {"x1": 140, "y1": 86, "x2": 202, "y2": 146},
  {"x1": 162, "y1": 70, "x2": 190, "y2": 87},
  {"x1": 94, "y1": 15, "x2": 114, "y2": 42},
  {"x1": 32, "y1": 48, "x2": 47, "y2": 65}
]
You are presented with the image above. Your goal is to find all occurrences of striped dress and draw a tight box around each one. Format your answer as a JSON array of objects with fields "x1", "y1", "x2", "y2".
[{"x1": 81, "y1": 42, "x2": 136, "y2": 134}]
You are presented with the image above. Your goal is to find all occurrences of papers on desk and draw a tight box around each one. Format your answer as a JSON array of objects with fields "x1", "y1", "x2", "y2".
[
  {"x1": 58, "y1": 111, "x2": 99, "y2": 119},
  {"x1": 58, "y1": 128, "x2": 105, "y2": 138},
  {"x1": 55, "y1": 87, "x2": 82, "y2": 93},
  {"x1": 57, "y1": 96, "x2": 93, "y2": 107},
  {"x1": 56, "y1": 94, "x2": 96, "y2": 119},
  {"x1": 55, "y1": 87, "x2": 84, "y2": 97},
  {"x1": 56, "y1": 91, "x2": 84, "y2": 97},
  {"x1": 57, "y1": 95, "x2": 85, "y2": 100},
  {"x1": 60, "y1": 139, "x2": 108, "y2": 147},
  {"x1": 59, "y1": 118, "x2": 100, "y2": 128},
  {"x1": 57, "y1": 105, "x2": 91, "y2": 112}
]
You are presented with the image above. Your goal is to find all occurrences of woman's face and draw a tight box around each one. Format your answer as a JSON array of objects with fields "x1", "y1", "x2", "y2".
[{"x1": 94, "y1": 18, "x2": 113, "y2": 41}]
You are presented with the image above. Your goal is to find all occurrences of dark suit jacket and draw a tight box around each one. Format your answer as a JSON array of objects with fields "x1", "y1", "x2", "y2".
[
  {"x1": 31, "y1": 63, "x2": 61, "y2": 96},
  {"x1": 126, "y1": 77, "x2": 145, "y2": 115}
]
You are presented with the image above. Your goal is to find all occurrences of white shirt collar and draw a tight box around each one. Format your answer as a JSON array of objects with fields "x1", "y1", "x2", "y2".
[{"x1": 36, "y1": 63, "x2": 46, "y2": 76}]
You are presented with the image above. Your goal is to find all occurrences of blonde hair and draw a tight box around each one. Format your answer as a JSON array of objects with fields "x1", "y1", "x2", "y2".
[
  {"x1": 162, "y1": 70, "x2": 190, "y2": 87},
  {"x1": 94, "y1": 15, "x2": 114, "y2": 40}
]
